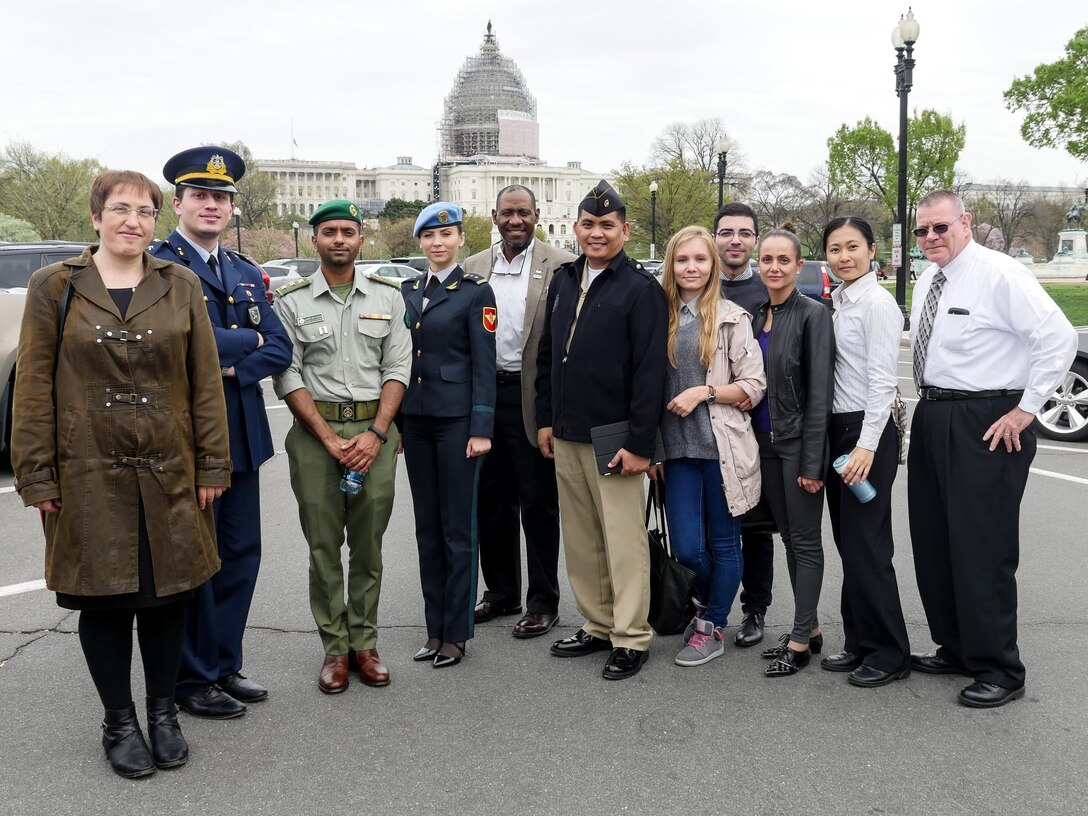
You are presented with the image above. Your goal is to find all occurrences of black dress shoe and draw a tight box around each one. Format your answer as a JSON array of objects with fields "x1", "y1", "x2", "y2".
[
  {"x1": 958, "y1": 681, "x2": 1025, "y2": 708},
  {"x1": 512, "y1": 612, "x2": 559, "y2": 639},
  {"x1": 821, "y1": 650, "x2": 862, "y2": 672},
  {"x1": 549, "y1": 629, "x2": 611, "y2": 657},
  {"x1": 761, "y1": 632, "x2": 823, "y2": 659},
  {"x1": 145, "y1": 697, "x2": 189, "y2": 769},
  {"x1": 734, "y1": 612, "x2": 764, "y2": 647},
  {"x1": 848, "y1": 664, "x2": 911, "y2": 688},
  {"x1": 911, "y1": 650, "x2": 969, "y2": 675},
  {"x1": 474, "y1": 600, "x2": 523, "y2": 623},
  {"x1": 217, "y1": 672, "x2": 268, "y2": 702},
  {"x1": 602, "y1": 647, "x2": 648, "y2": 680},
  {"x1": 101, "y1": 704, "x2": 155, "y2": 779},
  {"x1": 764, "y1": 646, "x2": 811, "y2": 677},
  {"x1": 433, "y1": 642, "x2": 466, "y2": 669},
  {"x1": 177, "y1": 684, "x2": 246, "y2": 719}
]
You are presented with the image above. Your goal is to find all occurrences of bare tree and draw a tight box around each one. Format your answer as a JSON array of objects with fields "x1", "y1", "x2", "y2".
[
  {"x1": 650, "y1": 118, "x2": 744, "y2": 175},
  {"x1": 982, "y1": 180, "x2": 1033, "y2": 254},
  {"x1": 1025, "y1": 199, "x2": 1068, "y2": 260}
]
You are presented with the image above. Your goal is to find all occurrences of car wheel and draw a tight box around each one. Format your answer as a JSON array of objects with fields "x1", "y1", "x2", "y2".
[{"x1": 1034, "y1": 358, "x2": 1088, "y2": 442}]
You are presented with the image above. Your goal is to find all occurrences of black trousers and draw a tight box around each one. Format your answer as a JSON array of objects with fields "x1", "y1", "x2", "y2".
[
  {"x1": 826, "y1": 413, "x2": 910, "y2": 672},
  {"x1": 477, "y1": 378, "x2": 561, "y2": 613},
  {"x1": 757, "y1": 433, "x2": 824, "y2": 645},
  {"x1": 907, "y1": 394, "x2": 1033, "y2": 688},
  {"x1": 738, "y1": 531, "x2": 774, "y2": 616},
  {"x1": 402, "y1": 415, "x2": 481, "y2": 644}
]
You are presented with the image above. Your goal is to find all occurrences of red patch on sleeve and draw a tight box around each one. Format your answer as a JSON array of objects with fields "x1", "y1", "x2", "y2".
[{"x1": 482, "y1": 307, "x2": 497, "y2": 333}]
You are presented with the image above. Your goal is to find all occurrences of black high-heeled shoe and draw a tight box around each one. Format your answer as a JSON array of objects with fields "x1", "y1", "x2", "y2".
[
  {"x1": 413, "y1": 641, "x2": 440, "y2": 662},
  {"x1": 760, "y1": 632, "x2": 823, "y2": 659},
  {"x1": 433, "y1": 642, "x2": 466, "y2": 669},
  {"x1": 764, "y1": 645, "x2": 811, "y2": 677}
]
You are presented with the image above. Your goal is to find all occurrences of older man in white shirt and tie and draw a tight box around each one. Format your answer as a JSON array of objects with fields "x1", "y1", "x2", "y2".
[{"x1": 907, "y1": 189, "x2": 1077, "y2": 708}]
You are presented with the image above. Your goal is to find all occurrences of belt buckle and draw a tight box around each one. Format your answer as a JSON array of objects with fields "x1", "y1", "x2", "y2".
[{"x1": 341, "y1": 403, "x2": 355, "y2": 420}]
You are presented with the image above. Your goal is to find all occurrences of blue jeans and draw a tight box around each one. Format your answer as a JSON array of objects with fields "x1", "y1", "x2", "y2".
[{"x1": 662, "y1": 458, "x2": 743, "y2": 628}]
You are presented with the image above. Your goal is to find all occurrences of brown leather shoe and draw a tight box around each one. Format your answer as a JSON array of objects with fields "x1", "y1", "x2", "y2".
[
  {"x1": 318, "y1": 654, "x2": 349, "y2": 694},
  {"x1": 349, "y1": 649, "x2": 391, "y2": 687},
  {"x1": 512, "y1": 612, "x2": 559, "y2": 639}
]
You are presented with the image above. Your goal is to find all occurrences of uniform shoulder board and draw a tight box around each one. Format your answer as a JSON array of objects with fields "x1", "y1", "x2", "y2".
[
  {"x1": 275, "y1": 277, "x2": 312, "y2": 298},
  {"x1": 461, "y1": 271, "x2": 487, "y2": 285},
  {"x1": 227, "y1": 250, "x2": 260, "y2": 268},
  {"x1": 147, "y1": 239, "x2": 165, "y2": 252},
  {"x1": 365, "y1": 272, "x2": 402, "y2": 290}
]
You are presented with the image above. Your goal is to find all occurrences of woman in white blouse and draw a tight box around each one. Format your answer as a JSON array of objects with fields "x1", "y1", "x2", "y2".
[{"x1": 821, "y1": 216, "x2": 912, "y2": 688}]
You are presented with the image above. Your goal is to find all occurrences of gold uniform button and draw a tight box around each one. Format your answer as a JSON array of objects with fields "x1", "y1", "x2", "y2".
[
  {"x1": 417, "y1": 376, "x2": 422, "y2": 383},
  {"x1": 415, "y1": 322, "x2": 421, "y2": 329},
  {"x1": 417, "y1": 350, "x2": 422, "y2": 357},
  {"x1": 203, "y1": 295, "x2": 208, "y2": 301},
  {"x1": 230, "y1": 324, "x2": 238, "y2": 329},
  {"x1": 228, "y1": 296, "x2": 235, "y2": 304}
]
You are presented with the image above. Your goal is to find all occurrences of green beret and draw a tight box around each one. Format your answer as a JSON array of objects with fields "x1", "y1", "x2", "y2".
[
  {"x1": 579, "y1": 180, "x2": 624, "y2": 217},
  {"x1": 309, "y1": 199, "x2": 362, "y2": 227}
]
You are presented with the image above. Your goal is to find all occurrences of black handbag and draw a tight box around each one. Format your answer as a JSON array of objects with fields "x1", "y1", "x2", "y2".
[
  {"x1": 740, "y1": 492, "x2": 778, "y2": 536},
  {"x1": 646, "y1": 480, "x2": 697, "y2": 636}
]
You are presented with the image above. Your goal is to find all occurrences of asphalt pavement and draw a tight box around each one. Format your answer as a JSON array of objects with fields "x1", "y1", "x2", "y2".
[{"x1": 2, "y1": 348, "x2": 1087, "y2": 815}]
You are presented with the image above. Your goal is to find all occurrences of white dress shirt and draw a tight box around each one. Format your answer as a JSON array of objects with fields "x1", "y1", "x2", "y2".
[
  {"x1": 909, "y1": 240, "x2": 1077, "y2": 414},
  {"x1": 488, "y1": 240, "x2": 533, "y2": 372},
  {"x1": 831, "y1": 271, "x2": 902, "y2": 450}
]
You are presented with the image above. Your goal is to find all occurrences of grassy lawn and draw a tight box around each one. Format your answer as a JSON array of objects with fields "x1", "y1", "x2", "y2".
[{"x1": 880, "y1": 281, "x2": 1088, "y2": 326}]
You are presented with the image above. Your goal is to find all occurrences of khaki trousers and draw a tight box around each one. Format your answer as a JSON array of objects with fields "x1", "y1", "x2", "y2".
[{"x1": 553, "y1": 438, "x2": 651, "y2": 650}]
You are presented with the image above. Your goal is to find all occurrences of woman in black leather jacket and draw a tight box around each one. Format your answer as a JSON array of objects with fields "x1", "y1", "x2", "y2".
[{"x1": 746, "y1": 222, "x2": 835, "y2": 677}]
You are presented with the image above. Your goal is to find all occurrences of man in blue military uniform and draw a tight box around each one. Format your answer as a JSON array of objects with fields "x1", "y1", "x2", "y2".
[{"x1": 151, "y1": 146, "x2": 292, "y2": 718}]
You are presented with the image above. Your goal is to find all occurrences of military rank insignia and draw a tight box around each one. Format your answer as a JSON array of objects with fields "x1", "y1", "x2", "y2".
[
  {"x1": 248, "y1": 305, "x2": 261, "y2": 325},
  {"x1": 482, "y1": 307, "x2": 497, "y2": 333}
]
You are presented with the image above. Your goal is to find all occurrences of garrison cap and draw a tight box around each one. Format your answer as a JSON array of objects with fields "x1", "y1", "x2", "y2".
[
  {"x1": 579, "y1": 180, "x2": 624, "y2": 217},
  {"x1": 414, "y1": 202, "x2": 463, "y2": 237},
  {"x1": 309, "y1": 199, "x2": 362, "y2": 227},
  {"x1": 163, "y1": 146, "x2": 246, "y2": 193}
]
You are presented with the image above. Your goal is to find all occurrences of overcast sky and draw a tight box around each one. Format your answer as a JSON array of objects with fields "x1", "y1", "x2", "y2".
[{"x1": 3, "y1": 0, "x2": 1085, "y2": 192}]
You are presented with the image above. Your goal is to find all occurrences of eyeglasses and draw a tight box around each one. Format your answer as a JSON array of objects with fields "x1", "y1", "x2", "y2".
[
  {"x1": 912, "y1": 214, "x2": 964, "y2": 238},
  {"x1": 104, "y1": 204, "x2": 159, "y2": 220},
  {"x1": 716, "y1": 229, "x2": 756, "y2": 240}
]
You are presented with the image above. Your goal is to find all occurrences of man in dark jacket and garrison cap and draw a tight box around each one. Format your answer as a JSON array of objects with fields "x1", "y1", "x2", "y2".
[{"x1": 535, "y1": 180, "x2": 668, "y2": 680}]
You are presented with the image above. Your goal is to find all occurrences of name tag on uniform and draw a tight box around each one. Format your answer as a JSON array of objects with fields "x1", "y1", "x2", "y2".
[
  {"x1": 297, "y1": 314, "x2": 324, "y2": 326},
  {"x1": 360, "y1": 313, "x2": 392, "y2": 320}
]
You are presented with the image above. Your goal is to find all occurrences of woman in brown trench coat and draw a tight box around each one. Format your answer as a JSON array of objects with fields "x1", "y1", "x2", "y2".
[{"x1": 11, "y1": 170, "x2": 230, "y2": 779}]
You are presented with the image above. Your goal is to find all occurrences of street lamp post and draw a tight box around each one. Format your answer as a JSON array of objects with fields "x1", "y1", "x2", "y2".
[
  {"x1": 649, "y1": 180, "x2": 658, "y2": 261},
  {"x1": 716, "y1": 138, "x2": 731, "y2": 209},
  {"x1": 233, "y1": 206, "x2": 243, "y2": 253},
  {"x1": 892, "y1": 8, "x2": 919, "y2": 328},
  {"x1": 293, "y1": 222, "x2": 300, "y2": 257}
]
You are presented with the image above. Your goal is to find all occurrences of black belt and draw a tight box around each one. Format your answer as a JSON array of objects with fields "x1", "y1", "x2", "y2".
[
  {"x1": 313, "y1": 400, "x2": 379, "y2": 421},
  {"x1": 496, "y1": 371, "x2": 521, "y2": 384},
  {"x1": 918, "y1": 388, "x2": 1023, "y2": 401}
]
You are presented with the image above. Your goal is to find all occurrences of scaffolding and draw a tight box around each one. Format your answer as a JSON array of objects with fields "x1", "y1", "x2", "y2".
[{"x1": 440, "y1": 22, "x2": 539, "y2": 160}]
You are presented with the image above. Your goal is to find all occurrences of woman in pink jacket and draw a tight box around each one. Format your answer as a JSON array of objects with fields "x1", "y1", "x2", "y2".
[{"x1": 652, "y1": 225, "x2": 766, "y2": 667}]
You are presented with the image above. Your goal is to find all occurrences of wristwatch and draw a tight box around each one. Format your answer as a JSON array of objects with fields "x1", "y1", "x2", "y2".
[{"x1": 706, "y1": 385, "x2": 716, "y2": 405}]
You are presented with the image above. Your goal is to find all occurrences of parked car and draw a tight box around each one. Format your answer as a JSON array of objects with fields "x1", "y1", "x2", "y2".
[
  {"x1": 637, "y1": 259, "x2": 664, "y2": 275},
  {"x1": 0, "y1": 241, "x2": 91, "y2": 458},
  {"x1": 798, "y1": 260, "x2": 841, "y2": 306},
  {"x1": 356, "y1": 262, "x2": 422, "y2": 287},
  {"x1": 389, "y1": 256, "x2": 430, "y2": 273},
  {"x1": 1034, "y1": 326, "x2": 1088, "y2": 442},
  {"x1": 263, "y1": 258, "x2": 321, "y2": 279}
]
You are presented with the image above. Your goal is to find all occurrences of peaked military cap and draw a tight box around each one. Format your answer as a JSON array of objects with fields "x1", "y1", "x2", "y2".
[
  {"x1": 163, "y1": 146, "x2": 246, "y2": 193},
  {"x1": 579, "y1": 180, "x2": 624, "y2": 217},
  {"x1": 309, "y1": 199, "x2": 362, "y2": 227},
  {"x1": 414, "y1": 202, "x2": 463, "y2": 237}
]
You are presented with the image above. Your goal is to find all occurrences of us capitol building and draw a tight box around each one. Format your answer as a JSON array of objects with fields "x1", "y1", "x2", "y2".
[{"x1": 257, "y1": 23, "x2": 603, "y2": 251}]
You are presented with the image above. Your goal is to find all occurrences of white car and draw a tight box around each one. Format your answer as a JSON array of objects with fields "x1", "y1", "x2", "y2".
[{"x1": 355, "y1": 262, "x2": 422, "y2": 287}]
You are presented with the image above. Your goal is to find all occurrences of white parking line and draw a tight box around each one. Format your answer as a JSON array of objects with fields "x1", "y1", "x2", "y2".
[
  {"x1": 0, "y1": 579, "x2": 45, "y2": 597},
  {"x1": 0, "y1": 485, "x2": 15, "y2": 494},
  {"x1": 1029, "y1": 467, "x2": 1088, "y2": 486}
]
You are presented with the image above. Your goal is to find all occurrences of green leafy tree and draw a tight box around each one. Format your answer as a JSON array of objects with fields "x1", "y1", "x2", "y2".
[
  {"x1": 377, "y1": 217, "x2": 419, "y2": 257},
  {"x1": 379, "y1": 198, "x2": 426, "y2": 223},
  {"x1": 212, "y1": 141, "x2": 280, "y2": 229},
  {"x1": 613, "y1": 159, "x2": 716, "y2": 257},
  {"x1": 1005, "y1": 28, "x2": 1088, "y2": 161},
  {"x1": 461, "y1": 214, "x2": 493, "y2": 257},
  {"x1": 0, "y1": 212, "x2": 41, "y2": 242},
  {"x1": 826, "y1": 110, "x2": 965, "y2": 226},
  {"x1": 0, "y1": 142, "x2": 100, "y2": 240}
]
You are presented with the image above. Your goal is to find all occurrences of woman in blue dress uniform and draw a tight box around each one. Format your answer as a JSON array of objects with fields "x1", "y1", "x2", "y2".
[{"x1": 400, "y1": 203, "x2": 497, "y2": 668}]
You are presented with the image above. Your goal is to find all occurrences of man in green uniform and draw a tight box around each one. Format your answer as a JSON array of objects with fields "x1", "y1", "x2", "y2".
[{"x1": 272, "y1": 200, "x2": 412, "y2": 694}]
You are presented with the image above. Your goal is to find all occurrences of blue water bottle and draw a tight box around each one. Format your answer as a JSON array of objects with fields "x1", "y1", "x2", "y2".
[
  {"x1": 340, "y1": 468, "x2": 365, "y2": 495},
  {"x1": 832, "y1": 455, "x2": 876, "y2": 503}
]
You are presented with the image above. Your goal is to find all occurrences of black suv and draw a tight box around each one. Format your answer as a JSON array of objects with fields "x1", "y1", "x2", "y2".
[{"x1": 0, "y1": 241, "x2": 90, "y2": 458}]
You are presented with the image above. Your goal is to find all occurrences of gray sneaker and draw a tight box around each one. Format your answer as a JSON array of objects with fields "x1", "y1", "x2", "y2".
[
  {"x1": 681, "y1": 599, "x2": 709, "y2": 644},
  {"x1": 675, "y1": 618, "x2": 725, "y2": 666}
]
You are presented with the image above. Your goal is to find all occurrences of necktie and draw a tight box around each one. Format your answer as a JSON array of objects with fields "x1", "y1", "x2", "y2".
[
  {"x1": 424, "y1": 275, "x2": 439, "y2": 298},
  {"x1": 208, "y1": 254, "x2": 221, "y2": 284},
  {"x1": 913, "y1": 268, "x2": 947, "y2": 390}
]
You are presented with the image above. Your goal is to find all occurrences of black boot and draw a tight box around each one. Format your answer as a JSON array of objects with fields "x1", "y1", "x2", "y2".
[
  {"x1": 101, "y1": 704, "x2": 155, "y2": 778},
  {"x1": 146, "y1": 697, "x2": 189, "y2": 769}
]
